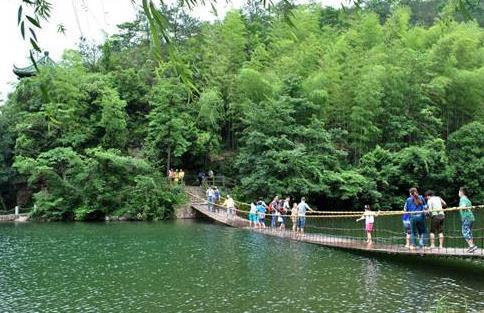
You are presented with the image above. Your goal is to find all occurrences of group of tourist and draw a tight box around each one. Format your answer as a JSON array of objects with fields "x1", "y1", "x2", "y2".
[
  {"x1": 168, "y1": 169, "x2": 185, "y2": 183},
  {"x1": 402, "y1": 186, "x2": 477, "y2": 252},
  {"x1": 205, "y1": 184, "x2": 478, "y2": 253},
  {"x1": 198, "y1": 170, "x2": 215, "y2": 186},
  {"x1": 357, "y1": 186, "x2": 477, "y2": 252},
  {"x1": 205, "y1": 186, "x2": 221, "y2": 212},
  {"x1": 248, "y1": 196, "x2": 313, "y2": 233}
]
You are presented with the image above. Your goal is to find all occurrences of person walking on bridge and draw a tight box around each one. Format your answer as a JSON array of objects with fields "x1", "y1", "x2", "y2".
[
  {"x1": 458, "y1": 187, "x2": 478, "y2": 253},
  {"x1": 356, "y1": 205, "x2": 379, "y2": 246},
  {"x1": 279, "y1": 197, "x2": 290, "y2": 230},
  {"x1": 214, "y1": 187, "x2": 221, "y2": 204},
  {"x1": 206, "y1": 187, "x2": 215, "y2": 212},
  {"x1": 223, "y1": 195, "x2": 236, "y2": 220},
  {"x1": 256, "y1": 200, "x2": 268, "y2": 229},
  {"x1": 249, "y1": 202, "x2": 258, "y2": 228},
  {"x1": 404, "y1": 187, "x2": 428, "y2": 249},
  {"x1": 197, "y1": 171, "x2": 205, "y2": 186},
  {"x1": 269, "y1": 196, "x2": 279, "y2": 229},
  {"x1": 291, "y1": 203, "x2": 298, "y2": 232},
  {"x1": 425, "y1": 190, "x2": 447, "y2": 249},
  {"x1": 297, "y1": 197, "x2": 313, "y2": 234}
]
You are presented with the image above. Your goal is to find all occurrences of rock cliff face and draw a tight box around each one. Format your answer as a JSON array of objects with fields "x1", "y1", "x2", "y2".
[
  {"x1": 175, "y1": 204, "x2": 196, "y2": 219},
  {"x1": 176, "y1": 186, "x2": 206, "y2": 219}
]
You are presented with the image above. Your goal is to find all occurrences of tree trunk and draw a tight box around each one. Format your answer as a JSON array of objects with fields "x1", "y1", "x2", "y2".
[{"x1": 166, "y1": 145, "x2": 171, "y2": 176}]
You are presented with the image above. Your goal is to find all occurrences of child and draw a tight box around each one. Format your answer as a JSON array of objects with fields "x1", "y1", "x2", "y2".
[
  {"x1": 356, "y1": 205, "x2": 379, "y2": 246},
  {"x1": 275, "y1": 209, "x2": 284, "y2": 230}
]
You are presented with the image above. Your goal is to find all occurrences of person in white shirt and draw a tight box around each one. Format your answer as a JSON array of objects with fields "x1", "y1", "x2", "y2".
[
  {"x1": 356, "y1": 205, "x2": 379, "y2": 246},
  {"x1": 206, "y1": 187, "x2": 215, "y2": 212},
  {"x1": 249, "y1": 202, "x2": 257, "y2": 228},
  {"x1": 425, "y1": 190, "x2": 447, "y2": 249}
]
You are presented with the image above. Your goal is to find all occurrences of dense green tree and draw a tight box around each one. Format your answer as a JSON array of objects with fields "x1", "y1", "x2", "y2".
[
  {"x1": 447, "y1": 122, "x2": 484, "y2": 203},
  {"x1": 2, "y1": 2, "x2": 484, "y2": 218},
  {"x1": 145, "y1": 78, "x2": 196, "y2": 172}
]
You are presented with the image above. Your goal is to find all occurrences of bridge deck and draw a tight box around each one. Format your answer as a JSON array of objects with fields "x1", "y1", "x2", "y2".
[
  {"x1": 191, "y1": 202, "x2": 249, "y2": 228},
  {"x1": 191, "y1": 201, "x2": 483, "y2": 258},
  {"x1": 249, "y1": 227, "x2": 484, "y2": 259}
]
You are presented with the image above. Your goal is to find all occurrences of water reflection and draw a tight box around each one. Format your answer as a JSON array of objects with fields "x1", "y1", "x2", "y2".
[{"x1": 0, "y1": 222, "x2": 482, "y2": 313}]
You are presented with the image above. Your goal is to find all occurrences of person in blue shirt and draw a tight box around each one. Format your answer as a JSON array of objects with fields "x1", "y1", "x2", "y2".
[
  {"x1": 403, "y1": 187, "x2": 428, "y2": 249},
  {"x1": 297, "y1": 197, "x2": 313, "y2": 233},
  {"x1": 256, "y1": 200, "x2": 268, "y2": 229}
]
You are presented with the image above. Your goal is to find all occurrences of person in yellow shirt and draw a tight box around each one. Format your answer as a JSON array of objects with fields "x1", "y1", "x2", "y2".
[
  {"x1": 174, "y1": 169, "x2": 180, "y2": 183},
  {"x1": 291, "y1": 203, "x2": 298, "y2": 232},
  {"x1": 223, "y1": 195, "x2": 236, "y2": 219}
]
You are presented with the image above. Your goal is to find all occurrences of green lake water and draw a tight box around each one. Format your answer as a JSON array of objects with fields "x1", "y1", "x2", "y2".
[{"x1": 0, "y1": 221, "x2": 483, "y2": 313}]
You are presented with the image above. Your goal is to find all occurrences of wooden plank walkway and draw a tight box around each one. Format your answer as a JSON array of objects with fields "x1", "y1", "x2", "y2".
[
  {"x1": 249, "y1": 227, "x2": 484, "y2": 259},
  {"x1": 0, "y1": 214, "x2": 29, "y2": 222},
  {"x1": 190, "y1": 201, "x2": 249, "y2": 228},
  {"x1": 187, "y1": 187, "x2": 483, "y2": 259}
]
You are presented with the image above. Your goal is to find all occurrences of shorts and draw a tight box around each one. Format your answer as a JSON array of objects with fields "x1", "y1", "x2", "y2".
[
  {"x1": 430, "y1": 215, "x2": 445, "y2": 234},
  {"x1": 365, "y1": 223, "x2": 374, "y2": 233},
  {"x1": 403, "y1": 220, "x2": 411, "y2": 235},
  {"x1": 462, "y1": 220, "x2": 473, "y2": 240},
  {"x1": 278, "y1": 217, "x2": 284, "y2": 224},
  {"x1": 259, "y1": 217, "x2": 265, "y2": 224},
  {"x1": 249, "y1": 213, "x2": 257, "y2": 222},
  {"x1": 297, "y1": 216, "x2": 306, "y2": 229}
]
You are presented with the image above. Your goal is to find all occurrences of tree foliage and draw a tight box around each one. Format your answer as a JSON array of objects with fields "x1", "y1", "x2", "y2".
[{"x1": 2, "y1": 1, "x2": 483, "y2": 218}]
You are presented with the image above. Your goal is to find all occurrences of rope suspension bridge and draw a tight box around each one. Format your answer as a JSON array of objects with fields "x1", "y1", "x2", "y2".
[{"x1": 184, "y1": 184, "x2": 484, "y2": 259}]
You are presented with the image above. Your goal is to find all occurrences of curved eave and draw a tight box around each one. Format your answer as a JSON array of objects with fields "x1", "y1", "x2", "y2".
[
  {"x1": 13, "y1": 65, "x2": 36, "y2": 78},
  {"x1": 13, "y1": 56, "x2": 56, "y2": 78}
]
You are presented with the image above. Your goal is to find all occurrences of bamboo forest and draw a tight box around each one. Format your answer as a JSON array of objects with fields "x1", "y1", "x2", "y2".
[
  {"x1": 2, "y1": 0, "x2": 482, "y2": 221},
  {"x1": 1, "y1": 1, "x2": 484, "y2": 312}
]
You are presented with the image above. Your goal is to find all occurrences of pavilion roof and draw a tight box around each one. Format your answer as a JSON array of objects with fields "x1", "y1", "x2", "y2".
[{"x1": 13, "y1": 51, "x2": 55, "y2": 78}]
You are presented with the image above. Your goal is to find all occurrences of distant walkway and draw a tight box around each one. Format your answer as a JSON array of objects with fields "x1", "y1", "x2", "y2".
[
  {"x1": 186, "y1": 186, "x2": 249, "y2": 228},
  {"x1": 0, "y1": 214, "x2": 29, "y2": 222}
]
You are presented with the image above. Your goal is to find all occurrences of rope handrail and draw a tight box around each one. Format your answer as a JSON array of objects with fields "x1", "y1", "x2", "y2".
[
  {"x1": 209, "y1": 189, "x2": 483, "y2": 216},
  {"x1": 187, "y1": 189, "x2": 483, "y2": 219}
]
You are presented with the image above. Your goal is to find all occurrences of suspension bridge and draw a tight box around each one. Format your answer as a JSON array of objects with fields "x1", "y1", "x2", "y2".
[{"x1": 184, "y1": 185, "x2": 484, "y2": 259}]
